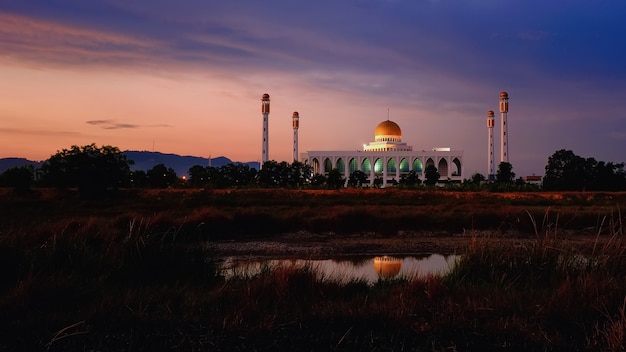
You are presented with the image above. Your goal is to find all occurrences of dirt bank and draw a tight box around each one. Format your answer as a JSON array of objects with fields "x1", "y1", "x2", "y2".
[{"x1": 205, "y1": 230, "x2": 606, "y2": 259}]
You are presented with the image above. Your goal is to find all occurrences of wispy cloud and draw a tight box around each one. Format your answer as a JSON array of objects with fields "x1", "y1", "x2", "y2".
[
  {"x1": 86, "y1": 120, "x2": 171, "y2": 129},
  {"x1": 0, "y1": 13, "x2": 165, "y2": 68}
]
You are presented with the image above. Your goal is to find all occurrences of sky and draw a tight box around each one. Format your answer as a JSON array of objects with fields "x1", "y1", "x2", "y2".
[{"x1": 1, "y1": 0, "x2": 625, "y2": 178}]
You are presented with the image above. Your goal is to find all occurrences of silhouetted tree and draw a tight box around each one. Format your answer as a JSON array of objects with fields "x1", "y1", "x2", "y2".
[
  {"x1": 471, "y1": 173, "x2": 486, "y2": 184},
  {"x1": 310, "y1": 174, "x2": 327, "y2": 189},
  {"x1": 188, "y1": 165, "x2": 209, "y2": 188},
  {"x1": 0, "y1": 165, "x2": 34, "y2": 192},
  {"x1": 544, "y1": 149, "x2": 626, "y2": 191},
  {"x1": 257, "y1": 161, "x2": 289, "y2": 187},
  {"x1": 130, "y1": 170, "x2": 147, "y2": 188},
  {"x1": 221, "y1": 163, "x2": 255, "y2": 187},
  {"x1": 399, "y1": 170, "x2": 421, "y2": 188},
  {"x1": 147, "y1": 163, "x2": 177, "y2": 188},
  {"x1": 287, "y1": 161, "x2": 313, "y2": 188},
  {"x1": 326, "y1": 168, "x2": 345, "y2": 189},
  {"x1": 348, "y1": 170, "x2": 369, "y2": 187},
  {"x1": 424, "y1": 165, "x2": 440, "y2": 186},
  {"x1": 496, "y1": 162, "x2": 515, "y2": 183},
  {"x1": 40, "y1": 144, "x2": 132, "y2": 198}
]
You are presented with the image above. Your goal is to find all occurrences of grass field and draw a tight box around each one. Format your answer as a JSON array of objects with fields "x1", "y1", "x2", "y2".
[{"x1": 1, "y1": 188, "x2": 625, "y2": 351}]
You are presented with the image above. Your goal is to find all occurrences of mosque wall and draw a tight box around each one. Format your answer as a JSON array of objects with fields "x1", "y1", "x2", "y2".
[{"x1": 305, "y1": 150, "x2": 463, "y2": 186}]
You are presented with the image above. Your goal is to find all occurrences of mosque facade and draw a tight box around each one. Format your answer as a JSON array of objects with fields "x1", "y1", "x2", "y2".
[{"x1": 303, "y1": 119, "x2": 463, "y2": 187}]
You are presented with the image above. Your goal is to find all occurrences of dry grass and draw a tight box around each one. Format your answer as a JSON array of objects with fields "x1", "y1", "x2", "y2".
[{"x1": 1, "y1": 188, "x2": 626, "y2": 350}]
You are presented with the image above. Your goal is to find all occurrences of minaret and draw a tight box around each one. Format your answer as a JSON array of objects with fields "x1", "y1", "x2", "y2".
[
  {"x1": 292, "y1": 111, "x2": 300, "y2": 162},
  {"x1": 499, "y1": 91, "x2": 509, "y2": 163},
  {"x1": 261, "y1": 93, "x2": 270, "y2": 167},
  {"x1": 487, "y1": 110, "x2": 495, "y2": 180}
]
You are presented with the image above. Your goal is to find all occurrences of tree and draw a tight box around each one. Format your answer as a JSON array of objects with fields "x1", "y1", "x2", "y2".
[
  {"x1": 310, "y1": 174, "x2": 327, "y2": 189},
  {"x1": 496, "y1": 162, "x2": 515, "y2": 183},
  {"x1": 130, "y1": 170, "x2": 147, "y2": 188},
  {"x1": 257, "y1": 161, "x2": 289, "y2": 187},
  {"x1": 348, "y1": 170, "x2": 368, "y2": 187},
  {"x1": 544, "y1": 149, "x2": 626, "y2": 191},
  {"x1": 399, "y1": 170, "x2": 421, "y2": 188},
  {"x1": 287, "y1": 161, "x2": 313, "y2": 188},
  {"x1": 218, "y1": 163, "x2": 255, "y2": 188},
  {"x1": 326, "y1": 169, "x2": 345, "y2": 189},
  {"x1": 146, "y1": 163, "x2": 177, "y2": 188},
  {"x1": 0, "y1": 165, "x2": 34, "y2": 192},
  {"x1": 424, "y1": 165, "x2": 440, "y2": 186},
  {"x1": 188, "y1": 165, "x2": 209, "y2": 188},
  {"x1": 40, "y1": 144, "x2": 132, "y2": 197},
  {"x1": 471, "y1": 173, "x2": 486, "y2": 184}
]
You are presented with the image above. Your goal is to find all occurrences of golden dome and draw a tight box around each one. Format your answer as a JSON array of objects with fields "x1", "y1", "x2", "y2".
[
  {"x1": 373, "y1": 256, "x2": 402, "y2": 279},
  {"x1": 375, "y1": 120, "x2": 402, "y2": 137}
]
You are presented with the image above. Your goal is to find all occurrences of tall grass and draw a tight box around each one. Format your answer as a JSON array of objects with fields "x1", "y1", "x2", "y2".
[{"x1": 1, "y1": 189, "x2": 626, "y2": 350}]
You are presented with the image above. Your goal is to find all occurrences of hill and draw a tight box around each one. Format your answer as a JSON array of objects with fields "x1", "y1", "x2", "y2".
[
  {"x1": 0, "y1": 152, "x2": 260, "y2": 176},
  {"x1": 123, "y1": 151, "x2": 260, "y2": 176},
  {"x1": 0, "y1": 158, "x2": 42, "y2": 172}
]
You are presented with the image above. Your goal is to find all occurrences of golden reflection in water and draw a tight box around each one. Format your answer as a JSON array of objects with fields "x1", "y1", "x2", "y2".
[{"x1": 373, "y1": 255, "x2": 403, "y2": 279}]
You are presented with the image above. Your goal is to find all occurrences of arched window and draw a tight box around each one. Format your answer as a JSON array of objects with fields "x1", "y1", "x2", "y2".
[
  {"x1": 387, "y1": 158, "x2": 396, "y2": 173},
  {"x1": 349, "y1": 158, "x2": 358, "y2": 173},
  {"x1": 399, "y1": 158, "x2": 409, "y2": 173},
  {"x1": 412, "y1": 158, "x2": 423, "y2": 173},
  {"x1": 312, "y1": 158, "x2": 321, "y2": 174},
  {"x1": 324, "y1": 158, "x2": 332, "y2": 174},
  {"x1": 452, "y1": 157, "x2": 462, "y2": 177},
  {"x1": 361, "y1": 158, "x2": 371, "y2": 173},
  {"x1": 374, "y1": 158, "x2": 383, "y2": 174},
  {"x1": 438, "y1": 158, "x2": 448, "y2": 177},
  {"x1": 337, "y1": 158, "x2": 345, "y2": 173}
]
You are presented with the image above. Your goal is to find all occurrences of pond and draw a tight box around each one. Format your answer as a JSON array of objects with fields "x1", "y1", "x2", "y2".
[{"x1": 216, "y1": 254, "x2": 459, "y2": 284}]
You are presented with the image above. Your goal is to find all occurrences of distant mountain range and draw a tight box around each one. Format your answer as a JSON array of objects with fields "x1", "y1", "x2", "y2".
[{"x1": 0, "y1": 151, "x2": 260, "y2": 177}]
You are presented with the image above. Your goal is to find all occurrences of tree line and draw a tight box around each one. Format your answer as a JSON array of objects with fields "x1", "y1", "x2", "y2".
[{"x1": 1, "y1": 144, "x2": 625, "y2": 196}]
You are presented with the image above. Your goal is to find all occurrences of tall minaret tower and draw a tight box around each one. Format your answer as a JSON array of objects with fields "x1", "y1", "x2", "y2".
[
  {"x1": 292, "y1": 111, "x2": 300, "y2": 162},
  {"x1": 499, "y1": 91, "x2": 509, "y2": 163},
  {"x1": 487, "y1": 110, "x2": 495, "y2": 180},
  {"x1": 261, "y1": 93, "x2": 270, "y2": 167}
]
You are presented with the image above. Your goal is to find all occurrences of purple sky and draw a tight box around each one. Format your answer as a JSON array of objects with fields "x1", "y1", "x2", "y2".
[{"x1": 1, "y1": 0, "x2": 625, "y2": 177}]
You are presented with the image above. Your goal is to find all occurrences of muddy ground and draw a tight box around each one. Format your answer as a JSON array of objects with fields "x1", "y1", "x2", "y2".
[{"x1": 205, "y1": 230, "x2": 607, "y2": 259}]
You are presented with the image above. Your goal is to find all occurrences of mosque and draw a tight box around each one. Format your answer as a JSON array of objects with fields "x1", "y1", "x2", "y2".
[
  {"x1": 261, "y1": 93, "x2": 464, "y2": 187},
  {"x1": 304, "y1": 119, "x2": 463, "y2": 187}
]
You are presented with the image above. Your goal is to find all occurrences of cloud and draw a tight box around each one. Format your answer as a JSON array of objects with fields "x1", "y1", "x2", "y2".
[{"x1": 86, "y1": 120, "x2": 172, "y2": 129}]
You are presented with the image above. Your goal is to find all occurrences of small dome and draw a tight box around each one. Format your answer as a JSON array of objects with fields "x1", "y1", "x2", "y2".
[
  {"x1": 375, "y1": 120, "x2": 402, "y2": 137},
  {"x1": 292, "y1": 111, "x2": 299, "y2": 117},
  {"x1": 500, "y1": 91, "x2": 508, "y2": 98},
  {"x1": 488, "y1": 110, "x2": 495, "y2": 117},
  {"x1": 262, "y1": 93, "x2": 270, "y2": 101}
]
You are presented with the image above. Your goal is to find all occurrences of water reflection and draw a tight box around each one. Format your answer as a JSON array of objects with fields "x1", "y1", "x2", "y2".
[{"x1": 217, "y1": 254, "x2": 459, "y2": 284}]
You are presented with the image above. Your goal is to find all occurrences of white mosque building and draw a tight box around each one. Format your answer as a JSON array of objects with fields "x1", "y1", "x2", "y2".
[{"x1": 303, "y1": 119, "x2": 463, "y2": 186}]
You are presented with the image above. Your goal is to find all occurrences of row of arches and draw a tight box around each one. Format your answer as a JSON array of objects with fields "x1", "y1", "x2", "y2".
[{"x1": 311, "y1": 156, "x2": 461, "y2": 181}]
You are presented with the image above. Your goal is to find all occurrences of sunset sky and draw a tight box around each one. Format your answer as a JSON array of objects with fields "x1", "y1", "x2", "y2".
[{"x1": 1, "y1": 1, "x2": 625, "y2": 177}]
